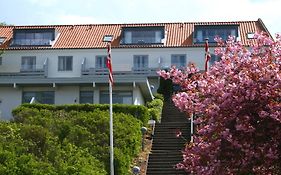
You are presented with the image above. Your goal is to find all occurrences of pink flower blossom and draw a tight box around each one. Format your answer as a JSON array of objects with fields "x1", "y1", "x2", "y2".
[{"x1": 159, "y1": 32, "x2": 281, "y2": 175}]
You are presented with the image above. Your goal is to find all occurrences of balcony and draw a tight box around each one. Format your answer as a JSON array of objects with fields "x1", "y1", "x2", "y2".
[
  {"x1": 81, "y1": 58, "x2": 158, "y2": 77},
  {"x1": 0, "y1": 58, "x2": 48, "y2": 77},
  {"x1": 81, "y1": 67, "x2": 158, "y2": 77}
]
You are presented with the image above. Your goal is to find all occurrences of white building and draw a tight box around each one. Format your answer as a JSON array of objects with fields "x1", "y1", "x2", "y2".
[{"x1": 0, "y1": 19, "x2": 272, "y2": 119}]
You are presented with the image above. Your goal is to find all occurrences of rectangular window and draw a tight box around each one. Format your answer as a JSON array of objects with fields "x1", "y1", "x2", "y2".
[
  {"x1": 171, "y1": 54, "x2": 186, "y2": 68},
  {"x1": 95, "y1": 56, "x2": 107, "y2": 69},
  {"x1": 80, "y1": 91, "x2": 94, "y2": 104},
  {"x1": 13, "y1": 28, "x2": 55, "y2": 46},
  {"x1": 210, "y1": 54, "x2": 221, "y2": 66},
  {"x1": 100, "y1": 91, "x2": 132, "y2": 104},
  {"x1": 121, "y1": 26, "x2": 164, "y2": 45},
  {"x1": 194, "y1": 25, "x2": 238, "y2": 43},
  {"x1": 58, "y1": 56, "x2": 73, "y2": 71},
  {"x1": 133, "y1": 55, "x2": 148, "y2": 69},
  {"x1": 22, "y1": 91, "x2": 54, "y2": 104},
  {"x1": 0, "y1": 57, "x2": 2, "y2": 65},
  {"x1": 21, "y1": 56, "x2": 36, "y2": 71}
]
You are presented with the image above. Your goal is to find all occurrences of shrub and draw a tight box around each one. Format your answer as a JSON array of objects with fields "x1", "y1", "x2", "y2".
[
  {"x1": 146, "y1": 99, "x2": 163, "y2": 122},
  {"x1": 11, "y1": 105, "x2": 143, "y2": 175},
  {"x1": 0, "y1": 122, "x2": 106, "y2": 175},
  {"x1": 14, "y1": 103, "x2": 150, "y2": 125}
]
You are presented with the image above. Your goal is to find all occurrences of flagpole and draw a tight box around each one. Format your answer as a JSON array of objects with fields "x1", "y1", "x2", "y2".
[
  {"x1": 109, "y1": 80, "x2": 114, "y2": 175},
  {"x1": 105, "y1": 40, "x2": 114, "y2": 175}
]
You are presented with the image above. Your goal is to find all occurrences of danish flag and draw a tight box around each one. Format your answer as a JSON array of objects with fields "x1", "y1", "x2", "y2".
[
  {"x1": 205, "y1": 39, "x2": 211, "y2": 72},
  {"x1": 106, "y1": 43, "x2": 114, "y2": 85}
]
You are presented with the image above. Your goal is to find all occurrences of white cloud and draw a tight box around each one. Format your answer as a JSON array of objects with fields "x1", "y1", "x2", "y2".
[
  {"x1": 7, "y1": 0, "x2": 281, "y2": 35},
  {"x1": 27, "y1": 0, "x2": 58, "y2": 7}
]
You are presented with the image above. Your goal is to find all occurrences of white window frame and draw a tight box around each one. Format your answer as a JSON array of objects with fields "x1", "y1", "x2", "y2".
[
  {"x1": 58, "y1": 56, "x2": 73, "y2": 71},
  {"x1": 133, "y1": 55, "x2": 148, "y2": 69},
  {"x1": 95, "y1": 55, "x2": 107, "y2": 69},
  {"x1": 21, "y1": 56, "x2": 36, "y2": 71},
  {"x1": 171, "y1": 54, "x2": 186, "y2": 68}
]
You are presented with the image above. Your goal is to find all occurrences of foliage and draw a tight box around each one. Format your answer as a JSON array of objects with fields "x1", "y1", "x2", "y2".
[
  {"x1": 0, "y1": 22, "x2": 7, "y2": 26},
  {"x1": 158, "y1": 32, "x2": 281, "y2": 175},
  {"x1": 147, "y1": 98, "x2": 163, "y2": 122},
  {"x1": 13, "y1": 103, "x2": 149, "y2": 125},
  {"x1": 11, "y1": 105, "x2": 143, "y2": 175},
  {"x1": 153, "y1": 93, "x2": 164, "y2": 101},
  {"x1": 0, "y1": 122, "x2": 106, "y2": 175}
]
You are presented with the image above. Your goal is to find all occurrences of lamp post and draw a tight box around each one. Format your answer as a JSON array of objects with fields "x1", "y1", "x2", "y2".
[
  {"x1": 103, "y1": 35, "x2": 114, "y2": 175},
  {"x1": 132, "y1": 166, "x2": 140, "y2": 175},
  {"x1": 141, "y1": 127, "x2": 147, "y2": 151}
]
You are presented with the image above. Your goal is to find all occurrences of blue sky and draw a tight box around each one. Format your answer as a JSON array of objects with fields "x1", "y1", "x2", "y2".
[{"x1": 1, "y1": 0, "x2": 280, "y2": 36}]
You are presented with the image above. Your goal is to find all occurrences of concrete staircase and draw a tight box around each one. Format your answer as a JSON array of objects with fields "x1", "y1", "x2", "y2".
[{"x1": 146, "y1": 99, "x2": 190, "y2": 175}]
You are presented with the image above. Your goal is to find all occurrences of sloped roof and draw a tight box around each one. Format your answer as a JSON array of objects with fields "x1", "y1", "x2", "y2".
[{"x1": 0, "y1": 19, "x2": 271, "y2": 50}]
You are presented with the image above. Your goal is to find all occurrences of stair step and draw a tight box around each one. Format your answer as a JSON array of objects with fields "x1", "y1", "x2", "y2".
[
  {"x1": 146, "y1": 168, "x2": 187, "y2": 175},
  {"x1": 147, "y1": 98, "x2": 190, "y2": 175}
]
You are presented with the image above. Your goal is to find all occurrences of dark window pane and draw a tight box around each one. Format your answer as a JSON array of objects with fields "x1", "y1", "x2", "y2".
[
  {"x1": 171, "y1": 54, "x2": 186, "y2": 68},
  {"x1": 13, "y1": 29, "x2": 55, "y2": 46},
  {"x1": 122, "y1": 27, "x2": 164, "y2": 45},
  {"x1": 22, "y1": 91, "x2": 54, "y2": 104},
  {"x1": 194, "y1": 25, "x2": 238, "y2": 43},
  {"x1": 80, "y1": 91, "x2": 93, "y2": 104},
  {"x1": 100, "y1": 91, "x2": 132, "y2": 104}
]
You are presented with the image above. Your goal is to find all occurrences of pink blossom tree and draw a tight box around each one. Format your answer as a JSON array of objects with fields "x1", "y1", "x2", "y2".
[{"x1": 158, "y1": 32, "x2": 281, "y2": 175}]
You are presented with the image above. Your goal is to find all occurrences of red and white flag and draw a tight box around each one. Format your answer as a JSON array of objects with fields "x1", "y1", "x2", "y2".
[
  {"x1": 106, "y1": 43, "x2": 114, "y2": 85},
  {"x1": 205, "y1": 39, "x2": 211, "y2": 72}
]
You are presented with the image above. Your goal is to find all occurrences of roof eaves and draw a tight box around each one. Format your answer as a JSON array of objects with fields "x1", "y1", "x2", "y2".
[{"x1": 257, "y1": 18, "x2": 274, "y2": 39}]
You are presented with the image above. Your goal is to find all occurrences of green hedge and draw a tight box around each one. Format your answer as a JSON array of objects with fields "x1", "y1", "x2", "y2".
[
  {"x1": 146, "y1": 98, "x2": 163, "y2": 123},
  {"x1": 10, "y1": 105, "x2": 143, "y2": 175},
  {"x1": 0, "y1": 122, "x2": 106, "y2": 175},
  {"x1": 13, "y1": 103, "x2": 150, "y2": 125}
]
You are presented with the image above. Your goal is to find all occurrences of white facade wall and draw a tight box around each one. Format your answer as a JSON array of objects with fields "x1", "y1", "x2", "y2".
[
  {"x1": 55, "y1": 86, "x2": 80, "y2": 104},
  {"x1": 0, "y1": 87, "x2": 22, "y2": 120},
  {"x1": 0, "y1": 84, "x2": 145, "y2": 119},
  {"x1": 1, "y1": 47, "x2": 207, "y2": 76},
  {"x1": 0, "y1": 47, "x2": 209, "y2": 120}
]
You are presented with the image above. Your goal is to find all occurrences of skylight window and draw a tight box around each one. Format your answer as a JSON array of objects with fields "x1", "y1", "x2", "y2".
[
  {"x1": 247, "y1": 32, "x2": 255, "y2": 39},
  {"x1": 103, "y1": 35, "x2": 113, "y2": 42}
]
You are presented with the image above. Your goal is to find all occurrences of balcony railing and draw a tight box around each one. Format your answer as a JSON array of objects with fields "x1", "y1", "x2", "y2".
[
  {"x1": 81, "y1": 57, "x2": 159, "y2": 77},
  {"x1": 81, "y1": 67, "x2": 158, "y2": 77},
  {"x1": 0, "y1": 58, "x2": 48, "y2": 77}
]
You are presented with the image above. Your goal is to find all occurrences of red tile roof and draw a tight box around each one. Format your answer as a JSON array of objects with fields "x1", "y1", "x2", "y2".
[{"x1": 0, "y1": 19, "x2": 271, "y2": 50}]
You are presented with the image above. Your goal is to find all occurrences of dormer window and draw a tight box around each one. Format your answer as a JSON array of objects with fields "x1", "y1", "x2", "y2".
[
  {"x1": 12, "y1": 28, "x2": 56, "y2": 46},
  {"x1": 121, "y1": 26, "x2": 165, "y2": 45},
  {"x1": 194, "y1": 25, "x2": 238, "y2": 43}
]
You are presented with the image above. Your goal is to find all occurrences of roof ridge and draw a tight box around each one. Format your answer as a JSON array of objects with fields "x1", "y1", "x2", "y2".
[{"x1": 1, "y1": 19, "x2": 260, "y2": 28}]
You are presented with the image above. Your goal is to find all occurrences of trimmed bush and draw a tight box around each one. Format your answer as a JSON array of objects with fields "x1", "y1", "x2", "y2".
[
  {"x1": 11, "y1": 105, "x2": 143, "y2": 175},
  {"x1": 13, "y1": 103, "x2": 150, "y2": 125},
  {"x1": 0, "y1": 122, "x2": 106, "y2": 175},
  {"x1": 147, "y1": 98, "x2": 163, "y2": 122}
]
